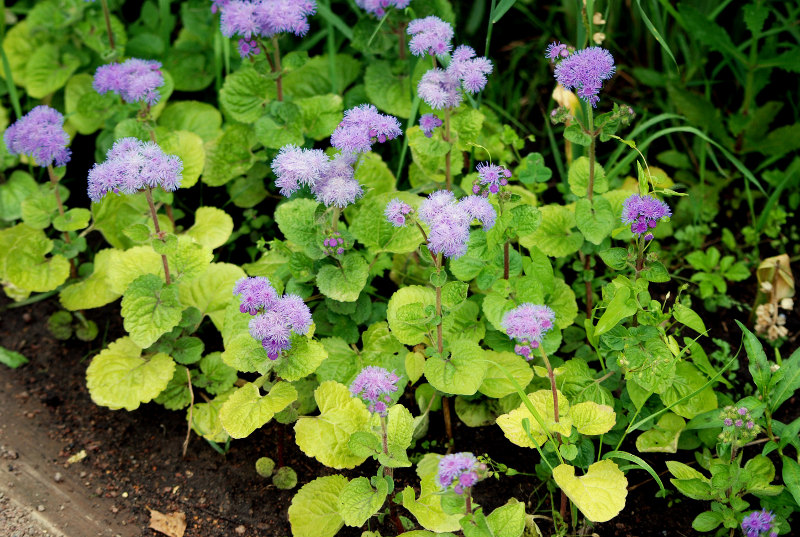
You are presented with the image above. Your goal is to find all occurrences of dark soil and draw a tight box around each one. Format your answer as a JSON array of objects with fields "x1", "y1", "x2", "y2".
[{"x1": 1, "y1": 290, "x2": 796, "y2": 537}]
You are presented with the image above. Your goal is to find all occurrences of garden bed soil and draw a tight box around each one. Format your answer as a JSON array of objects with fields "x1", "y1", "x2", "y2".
[{"x1": 3, "y1": 291, "x2": 789, "y2": 537}]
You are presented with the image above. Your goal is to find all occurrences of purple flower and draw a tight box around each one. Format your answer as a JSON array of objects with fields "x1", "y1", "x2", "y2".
[
  {"x1": 419, "y1": 113, "x2": 443, "y2": 138},
  {"x1": 220, "y1": 0, "x2": 317, "y2": 40},
  {"x1": 502, "y1": 303, "x2": 556, "y2": 359},
  {"x1": 741, "y1": 509, "x2": 777, "y2": 537},
  {"x1": 621, "y1": 194, "x2": 671, "y2": 236},
  {"x1": 3, "y1": 105, "x2": 71, "y2": 167},
  {"x1": 349, "y1": 366, "x2": 400, "y2": 415},
  {"x1": 437, "y1": 452, "x2": 483, "y2": 494},
  {"x1": 355, "y1": 0, "x2": 410, "y2": 17},
  {"x1": 87, "y1": 138, "x2": 183, "y2": 202},
  {"x1": 459, "y1": 195, "x2": 496, "y2": 230},
  {"x1": 271, "y1": 145, "x2": 329, "y2": 196},
  {"x1": 545, "y1": 41, "x2": 570, "y2": 62},
  {"x1": 238, "y1": 38, "x2": 261, "y2": 57},
  {"x1": 330, "y1": 104, "x2": 402, "y2": 154},
  {"x1": 418, "y1": 191, "x2": 495, "y2": 259},
  {"x1": 235, "y1": 276, "x2": 312, "y2": 360},
  {"x1": 407, "y1": 16, "x2": 453, "y2": 56},
  {"x1": 311, "y1": 153, "x2": 363, "y2": 208},
  {"x1": 447, "y1": 45, "x2": 493, "y2": 94},
  {"x1": 553, "y1": 47, "x2": 615, "y2": 107},
  {"x1": 724, "y1": 418, "x2": 733, "y2": 427},
  {"x1": 476, "y1": 162, "x2": 511, "y2": 194},
  {"x1": 738, "y1": 407, "x2": 748, "y2": 416},
  {"x1": 385, "y1": 198, "x2": 413, "y2": 227},
  {"x1": 93, "y1": 58, "x2": 164, "y2": 106},
  {"x1": 417, "y1": 68, "x2": 461, "y2": 110}
]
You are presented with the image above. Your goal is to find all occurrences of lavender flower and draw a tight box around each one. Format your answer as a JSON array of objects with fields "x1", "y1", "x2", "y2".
[
  {"x1": 407, "y1": 16, "x2": 453, "y2": 56},
  {"x1": 447, "y1": 45, "x2": 493, "y2": 94},
  {"x1": 238, "y1": 38, "x2": 261, "y2": 57},
  {"x1": 330, "y1": 104, "x2": 402, "y2": 154},
  {"x1": 349, "y1": 366, "x2": 400, "y2": 415},
  {"x1": 475, "y1": 162, "x2": 511, "y2": 194},
  {"x1": 419, "y1": 113, "x2": 443, "y2": 138},
  {"x1": 271, "y1": 145, "x2": 329, "y2": 196},
  {"x1": 355, "y1": 0, "x2": 410, "y2": 17},
  {"x1": 219, "y1": 0, "x2": 317, "y2": 45},
  {"x1": 234, "y1": 276, "x2": 312, "y2": 360},
  {"x1": 417, "y1": 48, "x2": 492, "y2": 109},
  {"x1": 741, "y1": 509, "x2": 778, "y2": 537},
  {"x1": 87, "y1": 138, "x2": 182, "y2": 202},
  {"x1": 545, "y1": 41, "x2": 570, "y2": 62},
  {"x1": 385, "y1": 198, "x2": 413, "y2": 227},
  {"x1": 417, "y1": 69, "x2": 462, "y2": 110},
  {"x1": 418, "y1": 190, "x2": 495, "y2": 259},
  {"x1": 93, "y1": 58, "x2": 165, "y2": 106},
  {"x1": 553, "y1": 46, "x2": 615, "y2": 107},
  {"x1": 459, "y1": 195, "x2": 496, "y2": 229},
  {"x1": 502, "y1": 303, "x2": 556, "y2": 360},
  {"x1": 311, "y1": 153, "x2": 363, "y2": 208},
  {"x1": 3, "y1": 105, "x2": 71, "y2": 167},
  {"x1": 621, "y1": 194, "x2": 671, "y2": 237},
  {"x1": 437, "y1": 452, "x2": 485, "y2": 494}
]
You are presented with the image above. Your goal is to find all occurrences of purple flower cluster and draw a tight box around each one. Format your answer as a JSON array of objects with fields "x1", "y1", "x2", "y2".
[
  {"x1": 545, "y1": 42, "x2": 570, "y2": 62},
  {"x1": 219, "y1": 0, "x2": 316, "y2": 49},
  {"x1": 87, "y1": 138, "x2": 183, "y2": 202},
  {"x1": 233, "y1": 276, "x2": 313, "y2": 360},
  {"x1": 407, "y1": 16, "x2": 453, "y2": 56},
  {"x1": 437, "y1": 452, "x2": 485, "y2": 494},
  {"x1": 271, "y1": 146, "x2": 363, "y2": 208},
  {"x1": 417, "y1": 46, "x2": 493, "y2": 109},
  {"x1": 385, "y1": 199, "x2": 413, "y2": 227},
  {"x1": 330, "y1": 104, "x2": 402, "y2": 155},
  {"x1": 355, "y1": 0, "x2": 410, "y2": 17},
  {"x1": 238, "y1": 38, "x2": 261, "y2": 58},
  {"x1": 3, "y1": 105, "x2": 71, "y2": 167},
  {"x1": 93, "y1": 58, "x2": 164, "y2": 106},
  {"x1": 474, "y1": 162, "x2": 511, "y2": 195},
  {"x1": 552, "y1": 46, "x2": 615, "y2": 107},
  {"x1": 417, "y1": 191, "x2": 495, "y2": 259},
  {"x1": 322, "y1": 231, "x2": 346, "y2": 256},
  {"x1": 349, "y1": 366, "x2": 400, "y2": 415},
  {"x1": 419, "y1": 113, "x2": 443, "y2": 138},
  {"x1": 621, "y1": 194, "x2": 671, "y2": 240},
  {"x1": 501, "y1": 303, "x2": 556, "y2": 360},
  {"x1": 741, "y1": 509, "x2": 777, "y2": 537}
]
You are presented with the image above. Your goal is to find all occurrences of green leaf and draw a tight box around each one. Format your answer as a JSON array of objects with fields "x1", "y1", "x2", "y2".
[
  {"x1": 219, "y1": 381, "x2": 296, "y2": 439},
  {"x1": 401, "y1": 454, "x2": 462, "y2": 533},
  {"x1": 672, "y1": 303, "x2": 706, "y2": 334},
  {"x1": 640, "y1": 261, "x2": 669, "y2": 283},
  {"x1": 496, "y1": 389, "x2": 572, "y2": 447},
  {"x1": 659, "y1": 362, "x2": 718, "y2": 419},
  {"x1": 338, "y1": 476, "x2": 388, "y2": 527},
  {"x1": 424, "y1": 339, "x2": 488, "y2": 395},
  {"x1": 158, "y1": 101, "x2": 223, "y2": 143},
  {"x1": 520, "y1": 205, "x2": 583, "y2": 258},
  {"x1": 670, "y1": 478, "x2": 714, "y2": 500},
  {"x1": 599, "y1": 247, "x2": 628, "y2": 271},
  {"x1": 364, "y1": 60, "x2": 413, "y2": 118},
  {"x1": 635, "y1": 412, "x2": 685, "y2": 453},
  {"x1": 154, "y1": 365, "x2": 191, "y2": 410},
  {"x1": 570, "y1": 401, "x2": 616, "y2": 436},
  {"x1": 387, "y1": 286, "x2": 436, "y2": 345},
  {"x1": 158, "y1": 130, "x2": 205, "y2": 189},
  {"x1": 353, "y1": 152, "x2": 397, "y2": 195},
  {"x1": 517, "y1": 153, "x2": 552, "y2": 185},
  {"x1": 486, "y1": 500, "x2": 526, "y2": 537},
  {"x1": 120, "y1": 274, "x2": 183, "y2": 349},
  {"x1": 738, "y1": 321, "x2": 771, "y2": 397},
  {"x1": 219, "y1": 67, "x2": 277, "y2": 123},
  {"x1": 288, "y1": 475, "x2": 348, "y2": 537},
  {"x1": 479, "y1": 351, "x2": 534, "y2": 399},
  {"x1": 283, "y1": 54, "x2": 362, "y2": 98},
  {"x1": 0, "y1": 346, "x2": 28, "y2": 369},
  {"x1": 275, "y1": 198, "x2": 322, "y2": 256},
  {"x1": 297, "y1": 94, "x2": 344, "y2": 140},
  {"x1": 782, "y1": 456, "x2": 800, "y2": 508},
  {"x1": 24, "y1": 44, "x2": 80, "y2": 99},
  {"x1": 563, "y1": 124, "x2": 591, "y2": 147},
  {"x1": 203, "y1": 124, "x2": 258, "y2": 187},
  {"x1": 274, "y1": 336, "x2": 328, "y2": 382},
  {"x1": 294, "y1": 381, "x2": 371, "y2": 469},
  {"x1": 568, "y1": 157, "x2": 608, "y2": 197},
  {"x1": 86, "y1": 337, "x2": 175, "y2": 411},
  {"x1": 0, "y1": 171, "x2": 38, "y2": 221},
  {"x1": 0, "y1": 224, "x2": 69, "y2": 293},
  {"x1": 623, "y1": 338, "x2": 677, "y2": 394},
  {"x1": 678, "y1": 5, "x2": 744, "y2": 62},
  {"x1": 185, "y1": 207, "x2": 233, "y2": 250},
  {"x1": 575, "y1": 197, "x2": 615, "y2": 245},
  {"x1": 171, "y1": 337, "x2": 204, "y2": 365},
  {"x1": 316, "y1": 253, "x2": 369, "y2": 303},
  {"x1": 350, "y1": 192, "x2": 423, "y2": 254},
  {"x1": 594, "y1": 287, "x2": 636, "y2": 337},
  {"x1": 441, "y1": 281, "x2": 468, "y2": 310},
  {"x1": 190, "y1": 390, "x2": 232, "y2": 443},
  {"x1": 552, "y1": 460, "x2": 628, "y2": 522},
  {"x1": 255, "y1": 108, "x2": 305, "y2": 149},
  {"x1": 771, "y1": 347, "x2": 800, "y2": 411},
  {"x1": 692, "y1": 511, "x2": 723, "y2": 532},
  {"x1": 59, "y1": 249, "x2": 122, "y2": 311},
  {"x1": 91, "y1": 193, "x2": 150, "y2": 249}
]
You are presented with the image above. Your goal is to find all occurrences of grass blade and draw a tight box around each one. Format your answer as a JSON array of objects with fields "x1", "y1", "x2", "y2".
[
  {"x1": 602, "y1": 450, "x2": 666, "y2": 495},
  {"x1": 634, "y1": 0, "x2": 679, "y2": 71},
  {"x1": 316, "y1": 2, "x2": 353, "y2": 41}
]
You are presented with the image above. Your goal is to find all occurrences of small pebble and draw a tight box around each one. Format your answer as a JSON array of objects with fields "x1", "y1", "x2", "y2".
[
  {"x1": 37, "y1": 505, "x2": 46, "y2": 512},
  {"x1": 54, "y1": 472, "x2": 64, "y2": 483},
  {"x1": 235, "y1": 526, "x2": 246, "y2": 535}
]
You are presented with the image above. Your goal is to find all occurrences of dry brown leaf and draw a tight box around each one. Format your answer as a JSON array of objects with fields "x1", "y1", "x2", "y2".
[{"x1": 148, "y1": 509, "x2": 187, "y2": 537}]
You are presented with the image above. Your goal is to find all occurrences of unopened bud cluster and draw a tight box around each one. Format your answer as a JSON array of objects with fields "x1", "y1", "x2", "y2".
[
  {"x1": 322, "y1": 231, "x2": 346, "y2": 256},
  {"x1": 718, "y1": 405, "x2": 760, "y2": 446}
]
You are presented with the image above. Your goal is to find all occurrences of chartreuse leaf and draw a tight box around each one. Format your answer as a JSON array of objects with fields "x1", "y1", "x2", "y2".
[
  {"x1": 185, "y1": 207, "x2": 233, "y2": 249},
  {"x1": 486, "y1": 499, "x2": 526, "y2": 537},
  {"x1": 219, "y1": 381, "x2": 297, "y2": 439},
  {"x1": 179, "y1": 263, "x2": 245, "y2": 331},
  {"x1": 0, "y1": 347, "x2": 28, "y2": 369},
  {"x1": 203, "y1": 124, "x2": 258, "y2": 187},
  {"x1": 288, "y1": 475, "x2": 349, "y2": 537},
  {"x1": 274, "y1": 336, "x2": 328, "y2": 381},
  {"x1": 274, "y1": 198, "x2": 323, "y2": 257},
  {"x1": 387, "y1": 285, "x2": 436, "y2": 345},
  {"x1": 575, "y1": 197, "x2": 615, "y2": 245},
  {"x1": 570, "y1": 401, "x2": 616, "y2": 435},
  {"x1": 338, "y1": 476, "x2": 389, "y2": 527},
  {"x1": 316, "y1": 253, "x2": 369, "y2": 302},
  {"x1": 479, "y1": 351, "x2": 534, "y2": 399},
  {"x1": 53, "y1": 208, "x2": 91, "y2": 232},
  {"x1": 372, "y1": 403, "x2": 415, "y2": 468},
  {"x1": 191, "y1": 390, "x2": 233, "y2": 443},
  {"x1": 121, "y1": 274, "x2": 183, "y2": 349},
  {"x1": 60, "y1": 249, "x2": 121, "y2": 310},
  {"x1": 24, "y1": 43, "x2": 80, "y2": 99},
  {"x1": 424, "y1": 339, "x2": 487, "y2": 396},
  {"x1": 519, "y1": 205, "x2": 583, "y2": 258},
  {"x1": 294, "y1": 381, "x2": 371, "y2": 469},
  {"x1": 105, "y1": 246, "x2": 163, "y2": 294},
  {"x1": 496, "y1": 390, "x2": 572, "y2": 447},
  {"x1": 567, "y1": 156, "x2": 608, "y2": 197},
  {"x1": 167, "y1": 236, "x2": 213, "y2": 282},
  {"x1": 158, "y1": 130, "x2": 205, "y2": 189},
  {"x1": 350, "y1": 192, "x2": 424, "y2": 253},
  {"x1": 221, "y1": 303, "x2": 272, "y2": 374},
  {"x1": 0, "y1": 171, "x2": 38, "y2": 221},
  {"x1": 86, "y1": 337, "x2": 175, "y2": 411},
  {"x1": 0, "y1": 224, "x2": 70, "y2": 293},
  {"x1": 402, "y1": 453, "x2": 462, "y2": 533},
  {"x1": 296, "y1": 94, "x2": 343, "y2": 140},
  {"x1": 635, "y1": 412, "x2": 685, "y2": 453},
  {"x1": 553, "y1": 460, "x2": 627, "y2": 522},
  {"x1": 218, "y1": 67, "x2": 277, "y2": 123},
  {"x1": 158, "y1": 100, "x2": 223, "y2": 143},
  {"x1": 91, "y1": 193, "x2": 150, "y2": 249}
]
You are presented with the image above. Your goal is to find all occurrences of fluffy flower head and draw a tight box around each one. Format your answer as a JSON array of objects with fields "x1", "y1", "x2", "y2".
[
  {"x1": 350, "y1": 366, "x2": 400, "y2": 415},
  {"x1": 330, "y1": 104, "x2": 402, "y2": 154},
  {"x1": 385, "y1": 198, "x2": 413, "y2": 227},
  {"x1": 417, "y1": 68, "x2": 461, "y2": 110},
  {"x1": 311, "y1": 153, "x2": 363, "y2": 208},
  {"x1": 545, "y1": 41, "x2": 570, "y2": 62},
  {"x1": 220, "y1": 0, "x2": 316, "y2": 42},
  {"x1": 94, "y1": 58, "x2": 164, "y2": 105},
  {"x1": 271, "y1": 145, "x2": 329, "y2": 196},
  {"x1": 621, "y1": 194, "x2": 671, "y2": 237},
  {"x1": 741, "y1": 509, "x2": 777, "y2": 537},
  {"x1": 419, "y1": 113, "x2": 443, "y2": 138},
  {"x1": 476, "y1": 162, "x2": 511, "y2": 194},
  {"x1": 418, "y1": 191, "x2": 495, "y2": 259},
  {"x1": 447, "y1": 45, "x2": 493, "y2": 94},
  {"x1": 553, "y1": 46, "x2": 615, "y2": 107},
  {"x1": 437, "y1": 452, "x2": 484, "y2": 494},
  {"x1": 3, "y1": 105, "x2": 71, "y2": 167},
  {"x1": 407, "y1": 16, "x2": 453, "y2": 56},
  {"x1": 355, "y1": 0, "x2": 410, "y2": 17},
  {"x1": 502, "y1": 303, "x2": 556, "y2": 359}
]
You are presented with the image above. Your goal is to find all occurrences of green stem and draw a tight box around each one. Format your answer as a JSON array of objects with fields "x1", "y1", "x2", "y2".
[
  {"x1": 587, "y1": 106, "x2": 595, "y2": 201},
  {"x1": 331, "y1": 207, "x2": 340, "y2": 233},
  {"x1": 539, "y1": 346, "x2": 560, "y2": 430},
  {"x1": 273, "y1": 36, "x2": 283, "y2": 101},
  {"x1": 145, "y1": 187, "x2": 171, "y2": 285},
  {"x1": 444, "y1": 108, "x2": 452, "y2": 190}
]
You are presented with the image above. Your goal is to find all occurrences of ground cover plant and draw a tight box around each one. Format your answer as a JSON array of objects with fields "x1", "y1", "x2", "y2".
[{"x1": 1, "y1": 0, "x2": 799, "y2": 536}]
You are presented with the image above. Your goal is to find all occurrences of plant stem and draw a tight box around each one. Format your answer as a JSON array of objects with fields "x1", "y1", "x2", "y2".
[
  {"x1": 539, "y1": 346, "x2": 559, "y2": 426},
  {"x1": 444, "y1": 108, "x2": 452, "y2": 190},
  {"x1": 381, "y1": 416, "x2": 404, "y2": 534},
  {"x1": 397, "y1": 23, "x2": 406, "y2": 60},
  {"x1": 145, "y1": 187, "x2": 172, "y2": 285},
  {"x1": 100, "y1": 0, "x2": 116, "y2": 52},
  {"x1": 435, "y1": 253, "x2": 443, "y2": 354},
  {"x1": 587, "y1": 106, "x2": 595, "y2": 201},
  {"x1": 465, "y1": 491, "x2": 474, "y2": 515},
  {"x1": 47, "y1": 165, "x2": 77, "y2": 277},
  {"x1": 331, "y1": 207, "x2": 340, "y2": 233},
  {"x1": 182, "y1": 367, "x2": 194, "y2": 457},
  {"x1": 583, "y1": 253, "x2": 593, "y2": 316},
  {"x1": 503, "y1": 241, "x2": 510, "y2": 279},
  {"x1": 273, "y1": 36, "x2": 283, "y2": 102}
]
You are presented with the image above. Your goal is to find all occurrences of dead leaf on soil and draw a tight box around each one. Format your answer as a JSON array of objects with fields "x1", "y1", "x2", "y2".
[{"x1": 148, "y1": 509, "x2": 187, "y2": 537}]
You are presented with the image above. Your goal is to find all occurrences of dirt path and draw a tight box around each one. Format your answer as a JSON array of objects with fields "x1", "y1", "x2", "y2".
[{"x1": 0, "y1": 378, "x2": 138, "y2": 537}]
